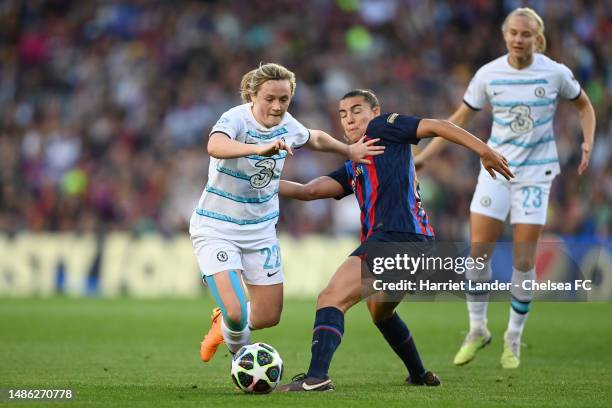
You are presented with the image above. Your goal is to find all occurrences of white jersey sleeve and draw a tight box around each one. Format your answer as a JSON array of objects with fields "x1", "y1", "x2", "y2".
[
  {"x1": 283, "y1": 112, "x2": 310, "y2": 148},
  {"x1": 463, "y1": 68, "x2": 488, "y2": 110},
  {"x1": 556, "y1": 63, "x2": 581, "y2": 100},
  {"x1": 210, "y1": 110, "x2": 244, "y2": 140}
]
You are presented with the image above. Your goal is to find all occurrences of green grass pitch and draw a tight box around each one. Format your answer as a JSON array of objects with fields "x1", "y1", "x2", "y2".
[{"x1": 1, "y1": 297, "x2": 610, "y2": 407}]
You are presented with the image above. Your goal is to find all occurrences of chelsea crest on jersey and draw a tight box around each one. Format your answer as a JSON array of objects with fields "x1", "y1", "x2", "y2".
[
  {"x1": 190, "y1": 103, "x2": 310, "y2": 239},
  {"x1": 464, "y1": 53, "x2": 581, "y2": 181}
]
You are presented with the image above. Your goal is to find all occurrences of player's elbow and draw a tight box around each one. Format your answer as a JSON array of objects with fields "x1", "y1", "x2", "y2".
[
  {"x1": 207, "y1": 140, "x2": 223, "y2": 158},
  {"x1": 303, "y1": 184, "x2": 321, "y2": 201}
]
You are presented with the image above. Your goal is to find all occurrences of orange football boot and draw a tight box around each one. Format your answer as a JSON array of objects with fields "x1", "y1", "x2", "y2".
[{"x1": 200, "y1": 307, "x2": 224, "y2": 362}]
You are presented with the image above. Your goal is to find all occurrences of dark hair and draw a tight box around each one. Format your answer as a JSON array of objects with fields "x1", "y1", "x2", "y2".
[{"x1": 341, "y1": 89, "x2": 380, "y2": 109}]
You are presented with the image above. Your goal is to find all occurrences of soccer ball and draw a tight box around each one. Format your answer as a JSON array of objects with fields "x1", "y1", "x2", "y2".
[{"x1": 230, "y1": 343, "x2": 283, "y2": 394}]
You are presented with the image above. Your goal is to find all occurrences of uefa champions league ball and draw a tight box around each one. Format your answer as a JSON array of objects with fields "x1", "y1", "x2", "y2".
[{"x1": 230, "y1": 343, "x2": 283, "y2": 394}]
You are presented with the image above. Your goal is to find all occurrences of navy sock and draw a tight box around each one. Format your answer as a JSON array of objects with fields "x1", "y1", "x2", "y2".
[
  {"x1": 306, "y1": 306, "x2": 344, "y2": 379},
  {"x1": 375, "y1": 312, "x2": 425, "y2": 380}
]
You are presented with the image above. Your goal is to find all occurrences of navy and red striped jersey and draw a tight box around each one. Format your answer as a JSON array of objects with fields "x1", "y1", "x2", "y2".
[{"x1": 327, "y1": 113, "x2": 435, "y2": 242}]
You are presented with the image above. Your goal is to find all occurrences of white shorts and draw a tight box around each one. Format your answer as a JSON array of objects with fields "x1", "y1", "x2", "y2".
[
  {"x1": 191, "y1": 234, "x2": 284, "y2": 285},
  {"x1": 470, "y1": 171, "x2": 552, "y2": 225}
]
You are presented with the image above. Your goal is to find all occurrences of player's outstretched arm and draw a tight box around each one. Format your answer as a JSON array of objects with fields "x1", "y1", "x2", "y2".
[
  {"x1": 572, "y1": 90, "x2": 596, "y2": 176},
  {"x1": 414, "y1": 103, "x2": 477, "y2": 170},
  {"x1": 279, "y1": 176, "x2": 345, "y2": 201},
  {"x1": 416, "y1": 118, "x2": 514, "y2": 181},
  {"x1": 207, "y1": 133, "x2": 293, "y2": 159},
  {"x1": 306, "y1": 130, "x2": 385, "y2": 164}
]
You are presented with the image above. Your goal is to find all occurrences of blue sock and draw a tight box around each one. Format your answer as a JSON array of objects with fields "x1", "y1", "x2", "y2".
[
  {"x1": 306, "y1": 307, "x2": 344, "y2": 379},
  {"x1": 375, "y1": 313, "x2": 425, "y2": 380}
]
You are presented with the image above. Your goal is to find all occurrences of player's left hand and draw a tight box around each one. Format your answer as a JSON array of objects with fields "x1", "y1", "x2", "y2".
[
  {"x1": 349, "y1": 137, "x2": 385, "y2": 164},
  {"x1": 578, "y1": 142, "x2": 591, "y2": 176},
  {"x1": 481, "y1": 147, "x2": 514, "y2": 180}
]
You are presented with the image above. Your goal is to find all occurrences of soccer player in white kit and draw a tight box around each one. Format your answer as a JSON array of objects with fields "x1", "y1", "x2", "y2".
[
  {"x1": 415, "y1": 8, "x2": 596, "y2": 368},
  {"x1": 192, "y1": 63, "x2": 384, "y2": 362}
]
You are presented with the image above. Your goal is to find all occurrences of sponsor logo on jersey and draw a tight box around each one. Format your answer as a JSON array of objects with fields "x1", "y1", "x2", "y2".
[
  {"x1": 534, "y1": 87, "x2": 546, "y2": 97},
  {"x1": 387, "y1": 113, "x2": 398, "y2": 124},
  {"x1": 217, "y1": 251, "x2": 228, "y2": 262}
]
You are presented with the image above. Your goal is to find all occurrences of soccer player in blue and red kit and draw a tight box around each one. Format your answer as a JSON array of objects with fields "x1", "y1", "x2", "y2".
[{"x1": 278, "y1": 89, "x2": 514, "y2": 391}]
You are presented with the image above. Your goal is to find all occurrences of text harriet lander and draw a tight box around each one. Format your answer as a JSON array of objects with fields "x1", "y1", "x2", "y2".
[{"x1": 371, "y1": 280, "x2": 593, "y2": 292}]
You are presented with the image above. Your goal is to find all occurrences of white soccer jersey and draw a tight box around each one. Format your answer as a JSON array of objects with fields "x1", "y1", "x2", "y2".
[
  {"x1": 464, "y1": 53, "x2": 581, "y2": 181},
  {"x1": 190, "y1": 103, "x2": 310, "y2": 240}
]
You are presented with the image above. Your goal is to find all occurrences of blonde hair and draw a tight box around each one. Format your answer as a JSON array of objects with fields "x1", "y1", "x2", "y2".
[
  {"x1": 502, "y1": 7, "x2": 547, "y2": 53},
  {"x1": 239, "y1": 63, "x2": 297, "y2": 103}
]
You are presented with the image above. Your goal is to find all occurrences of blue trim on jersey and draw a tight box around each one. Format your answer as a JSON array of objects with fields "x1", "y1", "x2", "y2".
[
  {"x1": 490, "y1": 78, "x2": 548, "y2": 85},
  {"x1": 205, "y1": 185, "x2": 277, "y2": 203},
  {"x1": 407, "y1": 162, "x2": 421, "y2": 233},
  {"x1": 195, "y1": 208, "x2": 280, "y2": 225},
  {"x1": 493, "y1": 114, "x2": 554, "y2": 127},
  {"x1": 490, "y1": 99, "x2": 555, "y2": 107},
  {"x1": 246, "y1": 127, "x2": 288, "y2": 140},
  {"x1": 359, "y1": 164, "x2": 373, "y2": 235},
  {"x1": 533, "y1": 115, "x2": 555, "y2": 127},
  {"x1": 534, "y1": 116, "x2": 554, "y2": 126},
  {"x1": 216, "y1": 165, "x2": 250, "y2": 180},
  {"x1": 508, "y1": 158, "x2": 559, "y2": 167},
  {"x1": 489, "y1": 134, "x2": 555, "y2": 148},
  {"x1": 492, "y1": 116, "x2": 509, "y2": 126},
  {"x1": 216, "y1": 165, "x2": 279, "y2": 181},
  {"x1": 246, "y1": 152, "x2": 288, "y2": 160}
]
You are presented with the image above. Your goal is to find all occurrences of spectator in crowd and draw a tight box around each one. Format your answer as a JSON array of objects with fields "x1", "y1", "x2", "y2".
[{"x1": 0, "y1": 0, "x2": 609, "y2": 240}]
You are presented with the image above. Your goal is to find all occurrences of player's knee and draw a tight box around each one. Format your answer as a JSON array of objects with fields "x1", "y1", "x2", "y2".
[
  {"x1": 251, "y1": 309, "x2": 281, "y2": 329},
  {"x1": 260, "y1": 314, "x2": 281, "y2": 328},
  {"x1": 368, "y1": 302, "x2": 395, "y2": 323},
  {"x1": 366, "y1": 301, "x2": 378, "y2": 319},
  {"x1": 367, "y1": 302, "x2": 394, "y2": 323},
  {"x1": 470, "y1": 244, "x2": 494, "y2": 260}
]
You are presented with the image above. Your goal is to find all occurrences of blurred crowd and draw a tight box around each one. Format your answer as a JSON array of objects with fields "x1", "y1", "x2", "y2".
[{"x1": 0, "y1": 0, "x2": 609, "y2": 240}]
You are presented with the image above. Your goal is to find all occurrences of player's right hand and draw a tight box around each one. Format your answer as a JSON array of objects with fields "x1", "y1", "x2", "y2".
[
  {"x1": 257, "y1": 138, "x2": 293, "y2": 157},
  {"x1": 481, "y1": 147, "x2": 514, "y2": 180},
  {"x1": 349, "y1": 137, "x2": 385, "y2": 164}
]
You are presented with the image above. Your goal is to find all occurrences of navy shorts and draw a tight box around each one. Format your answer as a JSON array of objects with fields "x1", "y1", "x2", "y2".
[{"x1": 351, "y1": 231, "x2": 435, "y2": 257}]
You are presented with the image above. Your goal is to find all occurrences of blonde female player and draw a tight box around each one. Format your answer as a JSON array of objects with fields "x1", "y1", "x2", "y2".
[
  {"x1": 415, "y1": 8, "x2": 596, "y2": 369},
  {"x1": 191, "y1": 63, "x2": 384, "y2": 362}
]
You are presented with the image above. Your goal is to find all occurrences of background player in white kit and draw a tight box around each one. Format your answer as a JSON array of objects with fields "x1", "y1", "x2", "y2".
[
  {"x1": 415, "y1": 8, "x2": 596, "y2": 368},
  {"x1": 191, "y1": 63, "x2": 384, "y2": 362}
]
